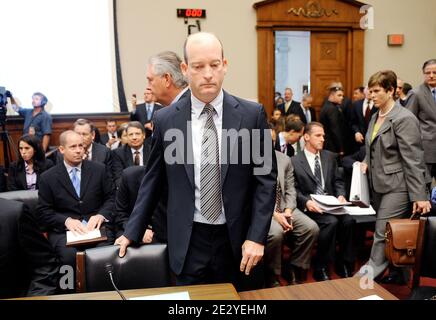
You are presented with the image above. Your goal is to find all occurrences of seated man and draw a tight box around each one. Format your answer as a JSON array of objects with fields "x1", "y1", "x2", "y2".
[
  {"x1": 112, "y1": 121, "x2": 151, "y2": 187},
  {"x1": 274, "y1": 118, "x2": 305, "y2": 157},
  {"x1": 114, "y1": 166, "x2": 167, "y2": 243},
  {"x1": 265, "y1": 150, "x2": 319, "y2": 287},
  {"x1": 292, "y1": 122, "x2": 355, "y2": 281},
  {"x1": 100, "y1": 119, "x2": 120, "y2": 150},
  {"x1": 0, "y1": 198, "x2": 59, "y2": 298},
  {"x1": 37, "y1": 130, "x2": 115, "y2": 278}
]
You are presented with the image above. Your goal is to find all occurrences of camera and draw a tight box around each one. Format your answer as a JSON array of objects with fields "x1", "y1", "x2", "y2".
[{"x1": 0, "y1": 86, "x2": 12, "y2": 127}]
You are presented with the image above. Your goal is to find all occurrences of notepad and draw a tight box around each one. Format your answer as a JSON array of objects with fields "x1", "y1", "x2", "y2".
[
  {"x1": 129, "y1": 291, "x2": 191, "y2": 300},
  {"x1": 66, "y1": 227, "x2": 107, "y2": 246}
]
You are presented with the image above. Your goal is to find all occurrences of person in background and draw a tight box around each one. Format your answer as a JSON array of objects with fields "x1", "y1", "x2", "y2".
[
  {"x1": 131, "y1": 88, "x2": 162, "y2": 137},
  {"x1": 277, "y1": 88, "x2": 300, "y2": 117},
  {"x1": 352, "y1": 86, "x2": 365, "y2": 102},
  {"x1": 10, "y1": 92, "x2": 52, "y2": 152},
  {"x1": 272, "y1": 108, "x2": 283, "y2": 121},
  {"x1": 7, "y1": 134, "x2": 53, "y2": 191},
  {"x1": 117, "y1": 123, "x2": 129, "y2": 146},
  {"x1": 100, "y1": 119, "x2": 120, "y2": 150}
]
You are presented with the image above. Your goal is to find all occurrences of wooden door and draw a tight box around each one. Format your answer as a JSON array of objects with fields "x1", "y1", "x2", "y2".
[{"x1": 310, "y1": 32, "x2": 348, "y2": 115}]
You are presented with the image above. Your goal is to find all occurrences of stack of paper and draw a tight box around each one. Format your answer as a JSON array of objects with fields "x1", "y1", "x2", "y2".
[{"x1": 310, "y1": 195, "x2": 352, "y2": 215}]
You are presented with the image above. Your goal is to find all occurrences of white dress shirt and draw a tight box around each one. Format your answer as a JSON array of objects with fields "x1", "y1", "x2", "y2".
[
  {"x1": 304, "y1": 148, "x2": 324, "y2": 188},
  {"x1": 106, "y1": 132, "x2": 120, "y2": 150},
  {"x1": 191, "y1": 90, "x2": 226, "y2": 225},
  {"x1": 362, "y1": 99, "x2": 374, "y2": 116},
  {"x1": 131, "y1": 145, "x2": 144, "y2": 166}
]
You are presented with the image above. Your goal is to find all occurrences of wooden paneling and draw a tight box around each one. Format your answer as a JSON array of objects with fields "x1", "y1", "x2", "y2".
[
  {"x1": 0, "y1": 113, "x2": 130, "y2": 164},
  {"x1": 253, "y1": 0, "x2": 366, "y2": 116}
]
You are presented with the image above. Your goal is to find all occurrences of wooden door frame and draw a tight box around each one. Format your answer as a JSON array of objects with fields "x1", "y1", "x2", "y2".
[{"x1": 254, "y1": 0, "x2": 366, "y2": 116}]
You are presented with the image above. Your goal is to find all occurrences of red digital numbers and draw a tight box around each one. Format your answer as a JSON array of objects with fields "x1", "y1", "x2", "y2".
[{"x1": 177, "y1": 9, "x2": 205, "y2": 18}]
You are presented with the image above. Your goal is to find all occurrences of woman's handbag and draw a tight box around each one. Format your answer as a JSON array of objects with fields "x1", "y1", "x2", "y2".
[{"x1": 385, "y1": 214, "x2": 420, "y2": 267}]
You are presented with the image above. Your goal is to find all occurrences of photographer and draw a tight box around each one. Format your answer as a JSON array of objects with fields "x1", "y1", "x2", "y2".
[{"x1": 10, "y1": 92, "x2": 52, "y2": 152}]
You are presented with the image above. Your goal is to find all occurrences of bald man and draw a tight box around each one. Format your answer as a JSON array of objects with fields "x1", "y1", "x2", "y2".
[{"x1": 116, "y1": 32, "x2": 276, "y2": 290}]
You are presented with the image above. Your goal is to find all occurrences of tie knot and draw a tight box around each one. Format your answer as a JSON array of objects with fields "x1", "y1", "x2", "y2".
[
  {"x1": 71, "y1": 167, "x2": 78, "y2": 174},
  {"x1": 202, "y1": 104, "x2": 215, "y2": 116},
  {"x1": 315, "y1": 155, "x2": 319, "y2": 161},
  {"x1": 134, "y1": 151, "x2": 140, "y2": 155}
]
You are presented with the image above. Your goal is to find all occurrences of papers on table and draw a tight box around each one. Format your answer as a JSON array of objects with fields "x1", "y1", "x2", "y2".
[
  {"x1": 310, "y1": 194, "x2": 375, "y2": 216},
  {"x1": 358, "y1": 295, "x2": 384, "y2": 300},
  {"x1": 129, "y1": 291, "x2": 191, "y2": 300}
]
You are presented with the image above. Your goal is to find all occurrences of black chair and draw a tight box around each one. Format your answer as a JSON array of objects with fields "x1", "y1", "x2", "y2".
[
  {"x1": 0, "y1": 190, "x2": 39, "y2": 217},
  {"x1": 409, "y1": 216, "x2": 436, "y2": 300},
  {"x1": 76, "y1": 243, "x2": 171, "y2": 293}
]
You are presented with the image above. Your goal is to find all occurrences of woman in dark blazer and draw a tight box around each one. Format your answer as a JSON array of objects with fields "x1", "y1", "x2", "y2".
[
  {"x1": 357, "y1": 70, "x2": 431, "y2": 282},
  {"x1": 7, "y1": 134, "x2": 53, "y2": 191}
]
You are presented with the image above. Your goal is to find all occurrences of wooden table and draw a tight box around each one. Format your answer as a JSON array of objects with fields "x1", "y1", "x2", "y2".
[
  {"x1": 239, "y1": 277, "x2": 398, "y2": 300},
  {"x1": 12, "y1": 283, "x2": 240, "y2": 300}
]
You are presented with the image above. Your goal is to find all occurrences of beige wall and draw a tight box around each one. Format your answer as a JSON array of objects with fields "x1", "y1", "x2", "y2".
[{"x1": 117, "y1": 0, "x2": 436, "y2": 104}]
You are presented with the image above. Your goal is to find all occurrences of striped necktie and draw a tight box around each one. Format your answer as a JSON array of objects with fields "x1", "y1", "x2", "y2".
[
  {"x1": 200, "y1": 104, "x2": 222, "y2": 223},
  {"x1": 314, "y1": 155, "x2": 324, "y2": 195}
]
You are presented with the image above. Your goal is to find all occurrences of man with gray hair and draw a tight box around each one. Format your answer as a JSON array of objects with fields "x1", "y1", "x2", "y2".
[{"x1": 146, "y1": 51, "x2": 189, "y2": 106}]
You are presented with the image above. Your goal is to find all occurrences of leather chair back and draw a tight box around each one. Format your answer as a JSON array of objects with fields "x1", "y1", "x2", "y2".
[
  {"x1": 0, "y1": 190, "x2": 39, "y2": 217},
  {"x1": 76, "y1": 243, "x2": 171, "y2": 293}
]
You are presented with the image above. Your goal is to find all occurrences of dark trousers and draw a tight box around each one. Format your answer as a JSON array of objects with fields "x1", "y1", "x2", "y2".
[
  {"x1": 176, "y1": 222, "x2": 264, "y2": 291},
  {"x1": 307, "y1": 212, "x2": 355, "y2": 270}
]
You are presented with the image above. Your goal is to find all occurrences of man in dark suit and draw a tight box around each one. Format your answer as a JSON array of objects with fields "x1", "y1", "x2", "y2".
[
  {"x1": 114, "y1": 166, "x2": 167, "y2": 243},
  {"x1": 0, "y1": 198, "x2": 59, "y2": 298},
  {"x1": 351, "y1": 89, "x2": 377, "y2": 148},
  {"x1": 37, "y1": 130, "x2": 115, "y2": 275},
  {"x1": 100, "y1": 119, "x2": 120, "y2": 150},
  {"x1": 116, "y1": 32, "x2": 276, "y2": 290},
  {"x1": 288, "y1": 94, "x2": 316, "y2": 125},
  {"x1": 292, "y1": 122, "x2": 355, "y2": 281},
  {"x1": 406, "y1": 59, "x2": 436, "y2": 180},
  {"x1": 320, "y1": 86, "x2": 348, "y2": 156},
  {"x1": 277, "y1": 88, "x2": 300, "y2": 117},
  {"x1": 275, "y1": 118, "x2": 305, "y2": 157},
  {"x1": 131, "y1": 88, "x2": 163, "y2": 135},
  {"x1": 112, "y1": 121, "x2": 151, "y2": 187}
]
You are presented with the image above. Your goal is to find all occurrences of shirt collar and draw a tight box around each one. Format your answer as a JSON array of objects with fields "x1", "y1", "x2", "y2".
[
  {"x1": 64, "y1": 160, "x2": 82, "y2": 174},
  {"x1": 278, "y1": 132, "x2": 286, "y2": 147},
  {"x1": 170, "y1": 87, "x2": 189, "y2": 106},
  {"x1": 131, "y1": 145, "x2": 143, "y2": 154},
  {"x1": 191, "y1": 89, "x2": 224, "y2": 120},
  {"x1": 304, "y1": 148, "x2": 320, "y2": 161}
]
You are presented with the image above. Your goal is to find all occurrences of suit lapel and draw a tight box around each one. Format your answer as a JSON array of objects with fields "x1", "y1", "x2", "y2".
[
  {"x1": 125, "y1": 145, "x2": 133, "y2": 167},
  {"x1": 320, "y1": 151, "x2": 329, "y2": 186},
  {"x1": 221, "y1": 92, "x2": 242, "y2": 186},
  {"x1": 174, "y1": 97, "x2": 195, "y2": 190},
  {"x1": 370, "y1": 104, "x2": 400, "y2": 144},
  {"x1": 298, "y1": 153, "x2": 317, "y2": 184},
  {"x1": 423, "y1": 85, "x2": 436, "y2": 108},
  {"x1": 80, "y1": 161, "x2": 92, "y2": 198},
  {"x1": 57, "y1": 164, "x2": 79, "y2": 200},
  {"x1": 276, "y1": 154, "x2": 285, "y2": 191},
  {"x1": 17, "y1": 169, "x2": 27, "y2": 190}
]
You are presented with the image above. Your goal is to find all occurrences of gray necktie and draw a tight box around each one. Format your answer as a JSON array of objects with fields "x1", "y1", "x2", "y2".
[
  {"x1": 433, "y1": 89, "x2": 436, "y2": 104},
  {"x1": 146, "y1": 104, "x2": 152, "y2": 120},
  {"x1": 314, "y1": 155, "x2": 324, "y2": 195},
  {"x1": 200, "y1": 104, "x2": 222, "y2": 223}
]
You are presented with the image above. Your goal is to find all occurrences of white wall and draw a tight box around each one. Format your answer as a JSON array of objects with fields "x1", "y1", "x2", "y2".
[{"x1": 117, "y1": 0, "x2": 436, "y2": 104}]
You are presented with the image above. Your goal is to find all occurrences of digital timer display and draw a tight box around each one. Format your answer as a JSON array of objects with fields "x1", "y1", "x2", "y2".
[{"x1": 177, "y1": 9, "x2": 206, "y2": 19}]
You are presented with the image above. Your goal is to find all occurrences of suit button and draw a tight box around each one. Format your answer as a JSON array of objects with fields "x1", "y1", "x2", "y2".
[{"x1": 79, "y1": 201, "x2": 83, "y2": 204}]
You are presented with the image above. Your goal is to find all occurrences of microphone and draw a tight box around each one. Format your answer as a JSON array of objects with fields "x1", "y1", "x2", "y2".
[{"x1": 105, "y1": 263, "x2": 127, "y2": 300}]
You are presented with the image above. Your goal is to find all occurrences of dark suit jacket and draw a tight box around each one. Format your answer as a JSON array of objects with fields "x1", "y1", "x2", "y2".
[
  {"x1": 351, "y1": 99, "x2": 377, "y2": 137},
  {"x1": 288, "y1": 104, "x2": 316, "y2": 124},
  {"x1": 277, "y1": 100, "x2": 301, "y2": 116},
  {"x1": 320, "y1": 100, "x2": 348, "y2": 154},
  {"x1": 0, "y1": 198, "x2": 59, "y2": 298},
  {"x1": 291, "y1": 150, "x2": 345, "y2": 211},
  {"x1": 37, "y1": 160, "x2": 114, "y2": 233},
  {"x1": 111, "y1": 141, "x2": 151, "y2": 187},
  {"x1": 274, "y1": 136, "x2": 294, "y2": 158},
  {"x1": 130, "y1": 103, "x2": 163, "y2": 126},
  {"x1": 123, "y1": 91, "x2": 277, "y2": 275},
  {"x1": 114, "y1": 166, "x2": 167, "y2": 242},
  {"x1": 7, "y1": 159, "x2": 53, "y2": 191}
]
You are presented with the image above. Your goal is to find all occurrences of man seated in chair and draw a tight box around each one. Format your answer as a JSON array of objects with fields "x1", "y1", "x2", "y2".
[
  {"x1": 265, "y1": 149, "x2": 319, "y2": 287},
  {"x1": 37, "y1": 130, "x2": 115, "y2": 282},
  {"x1": 292, "y1": 122, "x2": 356, "y2": 281}
]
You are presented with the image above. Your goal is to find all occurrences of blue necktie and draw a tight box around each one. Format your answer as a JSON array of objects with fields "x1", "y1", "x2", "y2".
[
  {"x1": 146, "y1": 104, "x2": 152, "y2": 120},
  {"x1": 70, "y1": 167, "x2": 81, "y2": 197}
]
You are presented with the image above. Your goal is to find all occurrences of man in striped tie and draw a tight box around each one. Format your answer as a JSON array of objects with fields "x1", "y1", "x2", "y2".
[
  {"x1": 291, "y1": 122, "x2": 356, "y2": 282},
  {"x1": 116, "y1": 32, "x2": 277, "y2": 290}
]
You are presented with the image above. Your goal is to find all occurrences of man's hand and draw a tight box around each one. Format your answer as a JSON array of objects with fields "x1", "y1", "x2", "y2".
[
  {"x1": 65, "y1": 218, "x2": 87, "y2": 236},
  {"x1": 87, "y1": 214, "x2": 105, "y2": 231},
  {"x1": 355, "y1": 132, "x2": 364, "y2": 144},
  {"x1": 306, "y1": 200, "x2": 323, "y2": 214},
  {"x1": 273, "y1": 210, "x2": 293, "y2": 232},
  {"x1": 107, "y1": 137, "x2": 118, "y2": 147},
  {"x1": 240, "y1": 240, "x2": 264, "y2": 276},
  {"x1": 114, "y1": 235, "x2": 132, "y2": 258},
  {"x1": 413, "y1": 201, "x2": 432, "y2": 216},
  {"x1": 338, "y1": 195, "x2": 348, "y2": 204},
  {"x1": 142, "y1": 229, "x2": 154, "y2": 243},
  {"x1": 144, "y1": 123, "x2": 153, "y2": 131}
]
